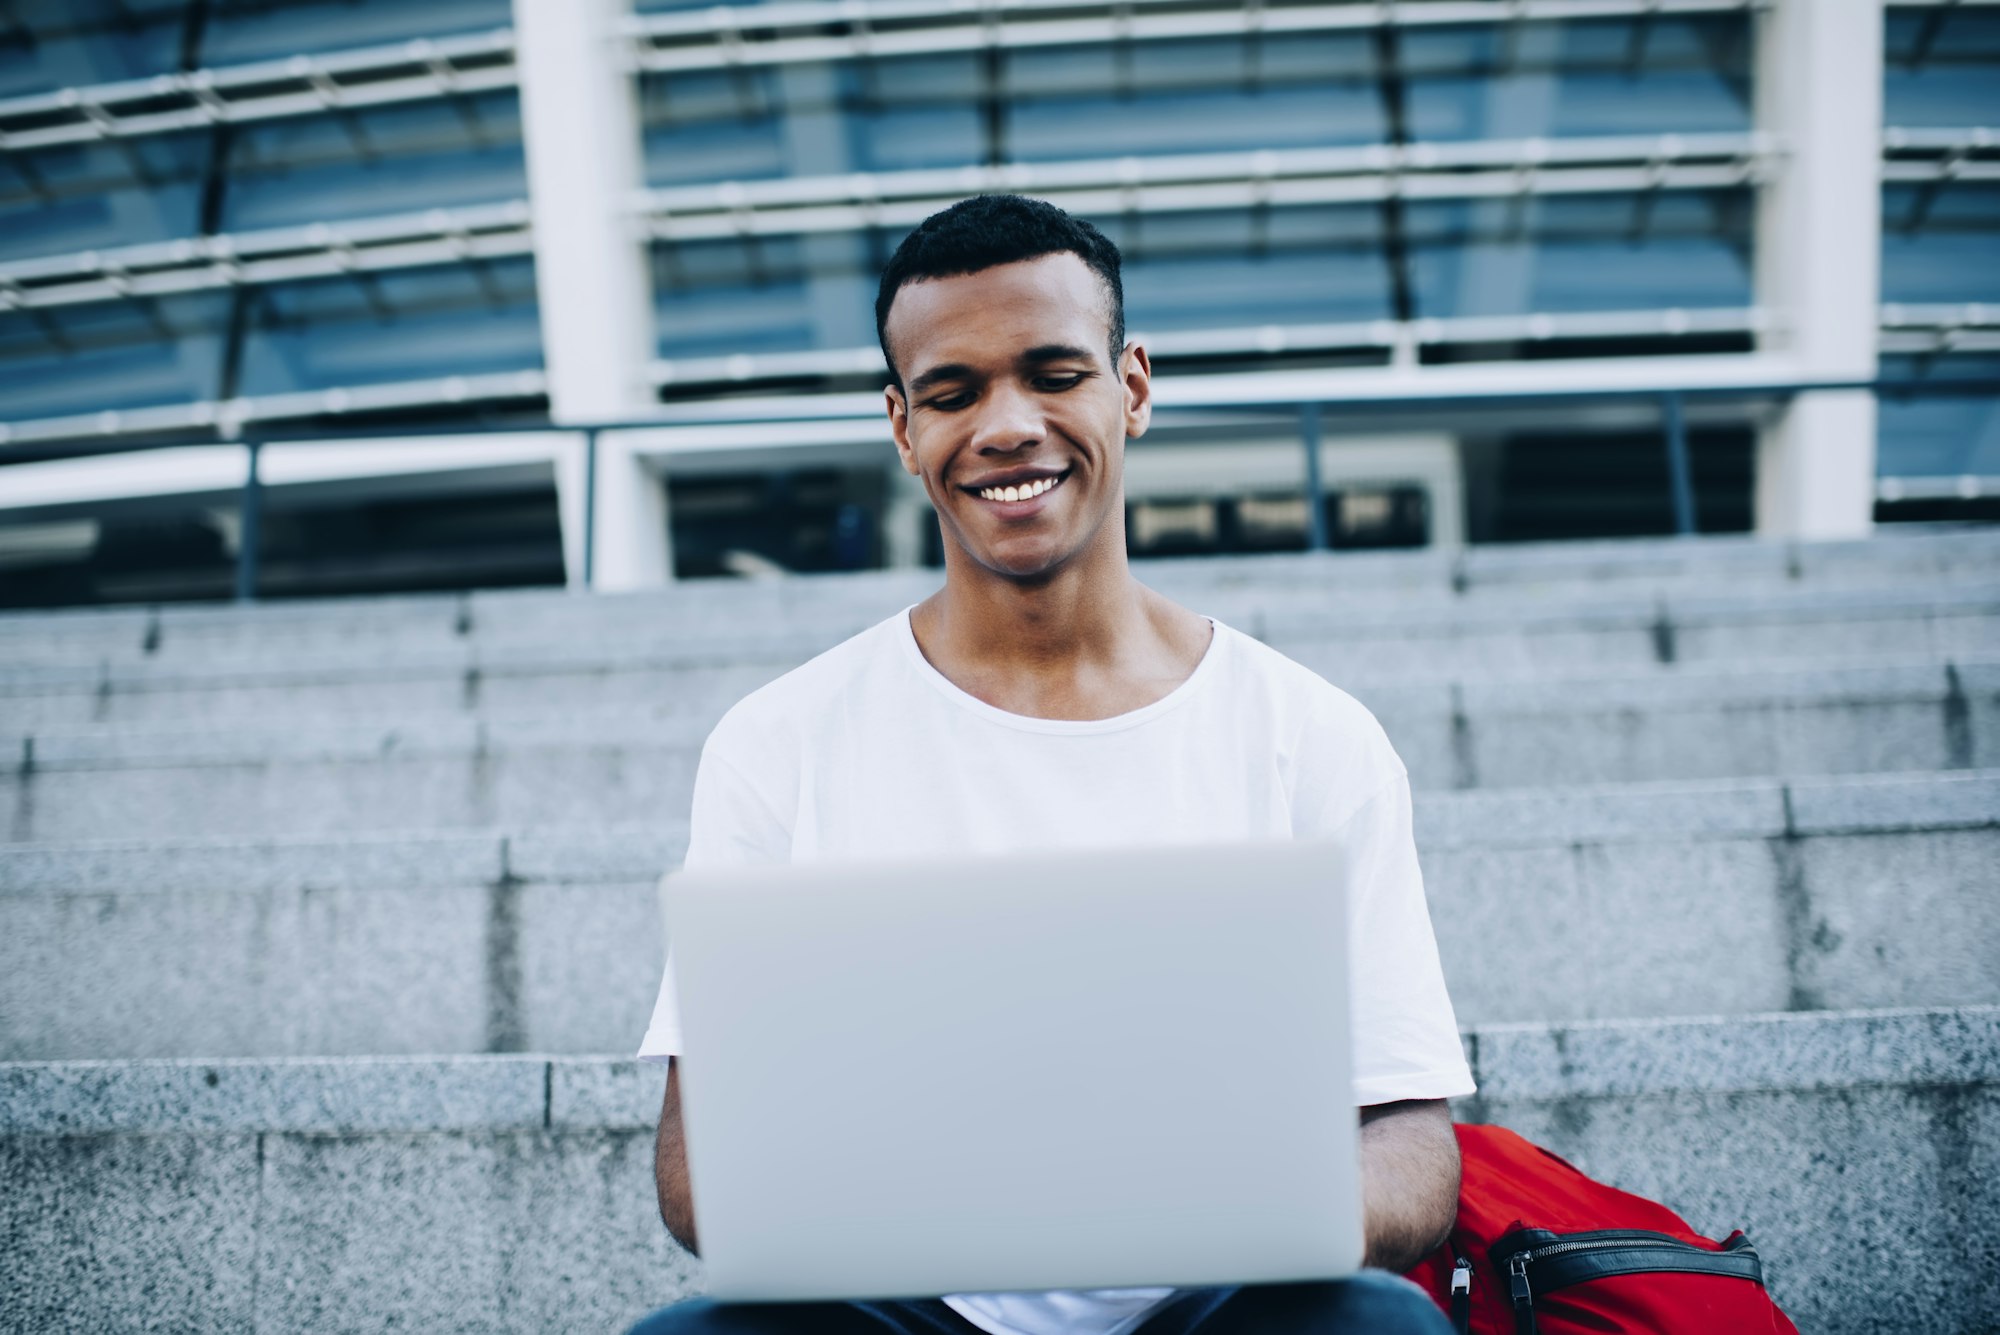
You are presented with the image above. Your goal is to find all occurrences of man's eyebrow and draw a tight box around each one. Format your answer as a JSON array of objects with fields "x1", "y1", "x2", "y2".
[
  {"x1": 908, "y1": 363, "x2": 976, "y2": 395},
  {"x1": 1019, "y1": 344, "x2": 1096, "y2": 365}
]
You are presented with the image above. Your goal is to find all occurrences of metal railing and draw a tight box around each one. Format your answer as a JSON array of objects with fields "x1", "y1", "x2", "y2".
[{"x1": 10, "y1": 371, "x2": 1996, "y2": 602}]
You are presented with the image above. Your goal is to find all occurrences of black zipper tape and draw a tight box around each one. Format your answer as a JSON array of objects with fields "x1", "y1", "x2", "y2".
[{"x1": 1488, "y1": 1227, "x2": 1769, "y2": 1315}]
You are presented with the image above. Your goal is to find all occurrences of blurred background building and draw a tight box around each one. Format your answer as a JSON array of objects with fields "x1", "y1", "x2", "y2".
[{"x1": 0, "y1": 0, "x2": 1994, "y2": 605}]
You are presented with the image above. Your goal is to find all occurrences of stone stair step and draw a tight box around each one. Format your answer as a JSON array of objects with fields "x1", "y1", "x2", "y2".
[
  {"x1": 4, "y1": 771, "x2": 1992, "y2": 1061},
  {"x1": 3, "y1": 1005, "x2": 1991, "y2": 1335},
  {"x1": 5, "y1": 659, "x2": 1993, "y2": 843},
  {"x1": 3, "y1": 574, "x2": 1994, "y2": 685},
  {"x1": 2, "y1": 582, "x2": 1994, "y2": 731},
  {"x1": 4, "y1": 530, "x2": 1996, "y2": 671}
]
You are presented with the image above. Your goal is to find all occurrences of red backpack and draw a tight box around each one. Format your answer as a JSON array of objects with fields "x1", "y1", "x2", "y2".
[{"x1": 1402, "y1": 1125, "x2": 1801, "y2": 1335}]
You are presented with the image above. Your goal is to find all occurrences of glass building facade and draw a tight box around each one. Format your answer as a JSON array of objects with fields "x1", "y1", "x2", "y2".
[{"x1": 0, "y1": 0, "x2": 1993, "y2": 603}]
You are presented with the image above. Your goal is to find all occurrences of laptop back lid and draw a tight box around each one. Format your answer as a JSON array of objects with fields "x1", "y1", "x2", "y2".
[{"x1": 664, "y1": 840, "x2": 1360, "y2": 1301}]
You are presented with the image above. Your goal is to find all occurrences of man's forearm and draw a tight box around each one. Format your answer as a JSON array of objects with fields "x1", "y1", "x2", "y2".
[
  {"x1": 1358, "y1": 1099, "x2": 1460, "y2": 1272},
  {"x1": 655, "y1": 1060, "x2": 700, "y2": 1254}
]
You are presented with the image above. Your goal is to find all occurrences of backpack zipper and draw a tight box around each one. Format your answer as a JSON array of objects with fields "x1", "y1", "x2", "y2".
[
  {"x1": 1490, "y1": 1228, "x2": 1766, "y2": 1335},
  {"x1": 1507, "y1": 1253, "x2": 1534, "y2": 1335}
]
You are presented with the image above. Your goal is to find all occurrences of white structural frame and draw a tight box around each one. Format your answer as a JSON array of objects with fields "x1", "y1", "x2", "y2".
[
  {"x1": 1751, "y1": 0, "x2": 1885, "y2": 539},
  {"x1": 514, "y1": 0, "x2": 668, "y2": 589},
  {"x1": 2, "y1": 0, "x2": 1980, "y2": 587}
]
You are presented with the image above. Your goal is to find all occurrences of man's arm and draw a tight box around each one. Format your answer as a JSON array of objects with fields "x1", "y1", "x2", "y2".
[
  {"x1": 654, "y1": 1059, "x2": 699, "y2": 1254},
  {"x1": 1358, "y1": 1098, "x2": 1459, "y2": 1272}
]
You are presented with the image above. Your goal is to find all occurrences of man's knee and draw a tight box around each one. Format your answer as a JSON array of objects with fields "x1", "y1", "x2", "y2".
[
  {"x1": 626, "y1": 1297, "x2": 897, "y2": 1335},
  {"x1": 1323, "y1": 1271, "x2": 1452, "y2": 1332},
  {"x1": 1207, "y1": 1272, "x2": 1450, "y2": 1333}
]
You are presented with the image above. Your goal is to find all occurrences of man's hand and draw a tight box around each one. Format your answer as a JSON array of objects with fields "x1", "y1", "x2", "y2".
[
  {"x1": 1358, "y1": 1099, "x2": 1459, "y2": 1272},
  {"x1": 655, "y1": 1059, "x2": 700, "y2": 1255}
]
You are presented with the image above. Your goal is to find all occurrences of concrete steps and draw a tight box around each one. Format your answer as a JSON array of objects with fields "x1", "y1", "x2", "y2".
[
  {"x1": 5, "y1": 531, "x2": 1998, "y2": 1333},
  {"x1": 5, "y1": 528, "x2": 1996, "y2": 671},
  {"x1": 3, "y1": 583, "x2": 1996, "y2": 733},
  {"x1": 4, "y1": 770, "x2": 1992, "y2": 1061},
  {"x1": 3, "y1": 1006, "x2": 1992, "y2": 1335},
  {"x1": 5, "y1": 657, "x2": 1993, "y2": 842}
]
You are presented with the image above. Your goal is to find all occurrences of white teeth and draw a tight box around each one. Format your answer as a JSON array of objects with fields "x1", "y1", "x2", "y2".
[{"x1": 979, "y1": 474, "x2": 1063, "y2": 502}]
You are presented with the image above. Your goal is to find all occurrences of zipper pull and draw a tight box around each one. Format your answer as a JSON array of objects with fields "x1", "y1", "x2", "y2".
[
  {"x1": 1509, "y1": 1254, "x2": 1537, "y2": 1335},
  {"x1": 1449, "y1": 1257, "x2": 1474, "y2": 1335},
  {"x1": 1451, "y1": 1257, "x2": 1472, "y2": 1298},
  {"x1": 1509, "y1": 1254, "x2": 1532, "y2": 1305}
]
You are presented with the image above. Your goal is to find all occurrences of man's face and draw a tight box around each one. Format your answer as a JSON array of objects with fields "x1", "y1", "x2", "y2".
[{"x1": 884, "y1": 252, "x2": 1151, "y2": 582}]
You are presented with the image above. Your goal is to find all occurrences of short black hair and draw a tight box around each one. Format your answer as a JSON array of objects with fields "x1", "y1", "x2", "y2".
[{"x1": 874, "y1": 194, "x2": 1125, "y2": 389}]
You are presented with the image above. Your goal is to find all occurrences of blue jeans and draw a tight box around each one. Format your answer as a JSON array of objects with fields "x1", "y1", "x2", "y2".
[{"x1": 628, "y1": 1273, "x2": 1453, "y2": 1334}]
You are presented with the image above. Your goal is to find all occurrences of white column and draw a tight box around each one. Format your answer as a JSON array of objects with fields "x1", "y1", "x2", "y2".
[
  {"x1": 514, "y1": 0, "x2": 673, "y2": 586},
  {"x1": 1751, "y1": 0, "x2": 1884, "y2": 539},
  {"x1": 592, "y1": 433, "x2": 677, "y2": 587}
]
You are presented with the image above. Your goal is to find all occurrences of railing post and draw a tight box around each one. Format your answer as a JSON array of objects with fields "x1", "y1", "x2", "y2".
[
  {"x1": 235, "y1": 438, "x2": 262, "y2": 602},
  {"x1": 1300, "y1": 402, "x2": 1327, "y2": 552},
  {"x1": 582, "y1": 426, "x2": 599, "y2": 591},
  {"x1": 1661, "y1": 392, "x2": 1698, "y2": 537}
]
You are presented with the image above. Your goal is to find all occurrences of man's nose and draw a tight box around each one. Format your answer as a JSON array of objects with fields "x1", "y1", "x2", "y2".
[{"x1": 968, "y1": 380, "x2": 1047, "y2": 454}]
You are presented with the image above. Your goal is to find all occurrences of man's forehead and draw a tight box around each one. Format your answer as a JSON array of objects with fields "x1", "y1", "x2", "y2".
[{"x1": 886, "y1": 252, "x2": 1114, "y2": 367}]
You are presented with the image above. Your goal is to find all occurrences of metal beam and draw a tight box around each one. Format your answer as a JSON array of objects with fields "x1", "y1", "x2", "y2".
[
  {"x1": 627, "y1": 0, "x2": 1764, "y2": 75},
  {"x1": 0, "y1": 200, "x2": 533, "y2": 311},
  {"x1": 0, "y1": 29, "x2": 517, "y2": 152},
  {"x1": 637, "y1": 133, "x2": 1770, "y2": 243},
  {"x1": 3, "y1": 133, "x2": 1765, "y2": 314},
  {"x1": 234, "y1": 438, "x2": 261, "y2": 602},
  {"x1": 0, "y1": 369, "x2": 549, "y2": 448},
  {"x1": 1880, "y1": 303, "x2": 2000, "y2": 354},
  {"x1": 1661, "y1": 392, "x2": 1699, "y2": 536},
  {"x1": 648, "y1": 307, "x2": 1769, "y2": 391},
  {"x1": 1299, "y1": 403, "x2": 1327, "y2": 551}
]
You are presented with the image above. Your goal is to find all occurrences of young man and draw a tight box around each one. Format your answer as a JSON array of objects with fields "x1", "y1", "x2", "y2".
[{"x1": 630, "y1": 195, "x2": 1468, "y2": 1335}]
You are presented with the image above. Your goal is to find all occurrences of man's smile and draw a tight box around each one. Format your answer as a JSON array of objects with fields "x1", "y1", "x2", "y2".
[{"x1": 962, "y1": 468, "x2": 1072, "y2": 509}]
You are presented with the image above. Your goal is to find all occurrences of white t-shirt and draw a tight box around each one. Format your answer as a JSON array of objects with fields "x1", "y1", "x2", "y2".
[{"x1": 639, "y1": 607, "x2": 1474, "y2": 1335}]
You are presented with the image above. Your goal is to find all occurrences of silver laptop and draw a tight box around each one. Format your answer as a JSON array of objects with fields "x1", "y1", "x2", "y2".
[{"x1": 662, "y1": 840, "x2": 1361, "y2": 1302}]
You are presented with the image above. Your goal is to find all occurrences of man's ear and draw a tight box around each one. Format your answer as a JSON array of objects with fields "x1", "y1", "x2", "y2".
[
  {"x1": 1120, "y1": 342, "x2": 1153, "y2": 440},
  {"x1": 886, "y1": 384, "x2": 920, "y2": 476}
]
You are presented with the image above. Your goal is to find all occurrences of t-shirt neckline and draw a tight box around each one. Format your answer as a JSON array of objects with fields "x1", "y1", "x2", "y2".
[{"x1": 895, "y1": 604, "x2": 1225, "y2": 735}]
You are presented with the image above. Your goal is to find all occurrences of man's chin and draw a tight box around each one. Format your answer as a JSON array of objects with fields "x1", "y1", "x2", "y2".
[{"x1": 961, "y1": 538, "x2": 1076, "y2": 585}]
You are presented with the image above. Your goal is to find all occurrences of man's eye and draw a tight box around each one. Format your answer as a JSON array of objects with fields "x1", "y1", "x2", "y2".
[
  {"x1": 925, "y1": 392, "x2": 974, "y2": 411},
  {"x1": 1036, "y1": 374, "x2": 1089, "y2": 391}
]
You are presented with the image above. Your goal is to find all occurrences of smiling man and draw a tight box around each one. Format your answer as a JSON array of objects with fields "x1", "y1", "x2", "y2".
[{"x1": 629, "y1": 195, "x2": 1467, "y2": 1335}]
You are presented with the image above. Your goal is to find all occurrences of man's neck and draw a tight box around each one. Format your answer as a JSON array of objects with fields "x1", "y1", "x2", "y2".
[
  {"x1": 924, "y1": 536, "x2": 1139, "y2": 669},
  {"x1": 911, "y1": 538, "x2": 1211, "y2": 721}
]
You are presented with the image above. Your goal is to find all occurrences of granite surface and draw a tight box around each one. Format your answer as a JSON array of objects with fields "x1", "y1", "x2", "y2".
[
  {"x1": 5, "y1": 533, "x2": 2000, "y2": 1330},
  {"x1": 5, "y1": 774, "x2": 1993, "y2": 1058},
  {"x1": 6, "y1": 680, "x2": 1992, "y2": 842},
  {"x1": 3, "y1": 1008, "x2": 1995, "y2": 1334},
  {"x1": 0, "y1": 1054, "x2": 545, "y2": 1134},
  {"x1": 1467, "y1": 1006, "x2": 2000, "y2": 1102}
]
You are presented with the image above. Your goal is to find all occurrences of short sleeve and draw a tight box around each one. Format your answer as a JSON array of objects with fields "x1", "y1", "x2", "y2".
[
  {"x1": 636, "y1": 739, "x2": 793, "y2": 1063},
  {"x1": 1320, "y1": 772, "x2": 1476, "y2": 1106}
]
